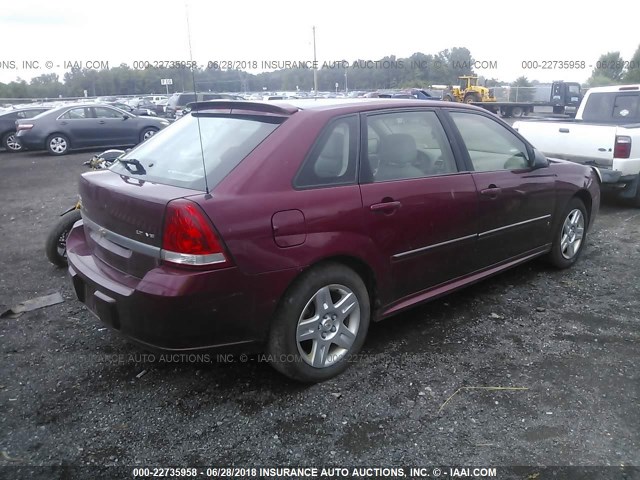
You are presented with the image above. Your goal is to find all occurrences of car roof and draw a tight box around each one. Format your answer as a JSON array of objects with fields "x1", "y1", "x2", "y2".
[
  {"x1": 0, "y1": 106, "x2": 50, "y2": 115},
  {"x1": 273, "y1": 98, "x2": 485, "y2": 113},
  {"x1": 188, "y1": 98, "x2": 488, "y2": 118},
  {"x1": 586, "y1": 84, "x2": 640, "y2": 94}
]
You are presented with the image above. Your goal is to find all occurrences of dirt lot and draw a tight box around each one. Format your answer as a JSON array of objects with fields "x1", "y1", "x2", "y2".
[{"x1": 0, "y1": 149, "x2": 639, "y2": 476}]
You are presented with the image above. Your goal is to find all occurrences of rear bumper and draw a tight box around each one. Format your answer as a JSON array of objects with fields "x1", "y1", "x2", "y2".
[
  {"x1": 66, "y1": 224, "x2": 297, "y2": 353},
  {"x1": 597, "y1": 169, "x2": 639, "y2": 199},
  {"x1": 14, "y1": 132, "x2": 45, "y2": 150}
]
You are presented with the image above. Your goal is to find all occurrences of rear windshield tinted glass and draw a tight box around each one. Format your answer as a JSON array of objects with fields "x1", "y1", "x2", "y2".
[
  {"x1": 109, "y1": 114, "x2": 284, "y2": 190},
  {"x1": 582, "y1": 92, "x2": 640, "y2": 122}
]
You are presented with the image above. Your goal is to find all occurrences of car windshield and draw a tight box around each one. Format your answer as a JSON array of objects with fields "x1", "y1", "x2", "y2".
[{"x1": 109, "y1": 113, "x2": 285, "y2": 190}]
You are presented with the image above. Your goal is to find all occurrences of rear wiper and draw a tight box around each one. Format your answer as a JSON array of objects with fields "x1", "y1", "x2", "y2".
[{"x1": 118, "y1": 158, "x2": 146, "y2": 175}]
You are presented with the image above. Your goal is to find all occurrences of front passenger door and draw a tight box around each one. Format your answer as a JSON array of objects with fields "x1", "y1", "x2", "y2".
[
  {"x1": 93, "y1": 107, "x2": 132, "y2": 146},
  {"x1": 447, "y1": 111, "x2": 557, "y2": 268}
]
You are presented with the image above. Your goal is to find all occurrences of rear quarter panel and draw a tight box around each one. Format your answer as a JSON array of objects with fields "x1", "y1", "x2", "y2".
[{"x1": 203, "y1": 109, "x2": 393, "y2": 299}]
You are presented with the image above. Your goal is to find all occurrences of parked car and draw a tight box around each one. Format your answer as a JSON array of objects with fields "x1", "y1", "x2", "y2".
[
  {"x1": 174, "y1": 95, "x2": 243, "y2": 119},
  {"x1": 143, "y1": 95, "x2": 168, "y2": 104},
  {"x1": 66, "y1": 99, "x2": 600, "y2": 382},
  {"x1": 156, "y1": 98, "x2": 169, "y2": 115},
  {"x1": 165, "y1": 92, "x2": 241, "y2": 118},
  {"x1": 0, "y1": 106, "x2": 51, "y2": 152},
  {"x1": 126, "y1": 98, "x2": 163, "y2": 115},
  {"x1": 15, "y1": 103, "x2": 170, "y2": 155},
  {"x1": 514, "y1": 84, "x2": 640, "y2": 206},
  {"x1": 104, "y1": 101, "x2": 157, "y2": 117}
]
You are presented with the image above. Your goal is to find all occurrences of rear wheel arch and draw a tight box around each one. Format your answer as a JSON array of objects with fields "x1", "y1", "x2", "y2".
[
  {"x1": 274, "y1": 255, "x2": 378, "y2": 320},
  {"x1": 266, "y1": 258, "x2": 373, "y2": 381}
]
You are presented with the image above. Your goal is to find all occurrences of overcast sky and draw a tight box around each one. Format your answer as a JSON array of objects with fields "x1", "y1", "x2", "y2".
[{"x1": 0, "y1": 0, "x2": 637, "y2": 87}]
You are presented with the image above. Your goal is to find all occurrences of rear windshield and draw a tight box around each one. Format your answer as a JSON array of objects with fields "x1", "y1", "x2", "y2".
[
  {"x1": 109, "y1": 114, "x2": 284, "y2": 190},
  {"x1": 582, "y1": 92, "x2": 640, "y2": 122}
]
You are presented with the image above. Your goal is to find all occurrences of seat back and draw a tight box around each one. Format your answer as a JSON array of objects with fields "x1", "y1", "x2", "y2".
[{"x1": 376, "y1": 133, "x2": 423, "y2": 181}]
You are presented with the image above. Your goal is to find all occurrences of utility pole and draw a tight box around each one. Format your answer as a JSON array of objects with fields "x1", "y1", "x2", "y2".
[{"x1": 313, "y1": 26, "x2": 318, "y2": 96}]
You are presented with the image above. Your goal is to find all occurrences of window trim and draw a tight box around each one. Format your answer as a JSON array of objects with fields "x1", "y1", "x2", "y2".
[
  {"x1": 93, "y1": 105, "x2": 129, "y2": 119},
  {"x1": 441, "y1": 109, "x2": 536, "y2": 173},
  {"x1": 358, "y1": 108, "x2": 464, "y2": 184},
  {"x1": 292, "y1": 114, "x2": 360, "y2": 190},
  {"x1": 57, "y1": 107, "x2": 92, "y2": 120}
]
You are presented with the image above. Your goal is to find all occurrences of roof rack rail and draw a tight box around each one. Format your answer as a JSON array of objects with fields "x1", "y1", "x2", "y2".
[{"x1": 189, "y1": 100, "x2": 299, "y2": 115}]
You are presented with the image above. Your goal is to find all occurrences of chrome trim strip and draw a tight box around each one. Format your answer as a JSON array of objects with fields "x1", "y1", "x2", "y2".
[
  {"x1": 392, "y1": 234, "x2": 477, "y2": 259},
  {"x1": 160, "y1": 250, "x2": 226, "y2": 266},
  {"x1": 81, "y1": 213, "x2": 161, "y2": 258},
  {"x1": 478, "y1": 214, "x2": 551, "y2": 238}
]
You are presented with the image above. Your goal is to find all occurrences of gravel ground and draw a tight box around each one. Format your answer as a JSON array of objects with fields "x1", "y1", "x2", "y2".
[{"x1": 0, "y1": 149, "x2": 638, "y2": 478}]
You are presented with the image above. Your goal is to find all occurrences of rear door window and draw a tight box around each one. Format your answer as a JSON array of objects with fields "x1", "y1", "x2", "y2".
[
  {"x1": 362, "y1": 110, "x2": 457, "y2": 183},
  {"x1": 60, "y1": 108, "x2": 91, "y2": 119},
  {"x1": 582, "y1": 92, "x2": 640, "y2": 122}
]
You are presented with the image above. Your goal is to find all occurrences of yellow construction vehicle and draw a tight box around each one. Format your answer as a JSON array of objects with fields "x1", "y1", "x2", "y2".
[{"x1": 442, "y1": 76, "x2": 496, "y2": 103}]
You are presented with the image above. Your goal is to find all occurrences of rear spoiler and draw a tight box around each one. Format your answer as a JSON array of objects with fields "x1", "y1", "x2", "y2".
[{"x1": 189, "y1": 100, "x2": 299, "y2": 115}]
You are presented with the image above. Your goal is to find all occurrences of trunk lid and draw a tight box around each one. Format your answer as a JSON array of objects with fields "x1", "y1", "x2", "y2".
[{"x1": 79, "y1": 170, "x2": 201, "y2": 278}]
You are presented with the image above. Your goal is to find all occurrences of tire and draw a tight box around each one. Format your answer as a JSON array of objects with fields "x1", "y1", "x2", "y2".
[
  {"x1": 267, "y1": 263, "x2": 371, "y2": 383},
  {"x1": 46, "y1": 134, "x2": 70, "y2": 155},
  {"x1": 442, "y1": 94, "x2": 454, "y2": 102},
  {"x1": 464, "y1": 93, "x2": 480, "y2": 104},
  {"x1": 45, "y1": 209, "x2": 82, "y2": 267},
  {"x1": 632, "y1": 179, "x2": 640, "y2": 208},
  {"x1": 2, "y1": 131, "x2": 22, "y2": 152},
  {"x1": 512, "y1": 106, "x2": 524, "y2": 117},
  {"x1": 140, "y1": 127, "x2": 158, "y2": 143},
  {"x1": 547, "y1": 198, "x2": 588, "y2": 269}
]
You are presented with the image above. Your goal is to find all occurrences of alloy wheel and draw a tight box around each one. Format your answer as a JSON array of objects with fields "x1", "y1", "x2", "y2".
[
  {"x1": 560, "y1": 209, "x2": 585, "y2": 260},
  {"x1": 296, "y1": 284, "x2": 360, "y2": 368}
]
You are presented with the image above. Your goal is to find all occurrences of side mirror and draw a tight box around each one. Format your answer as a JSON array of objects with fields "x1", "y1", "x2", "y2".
[
  {"x1": 122, "y1": 115, "x2": 129, "y2": 120},
  {"x1": 531, "y1": 147, "x2": 549, "y2": 169}
]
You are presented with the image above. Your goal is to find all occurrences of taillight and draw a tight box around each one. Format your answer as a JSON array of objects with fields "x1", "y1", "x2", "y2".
[
  {"x1": 614, "y1": 136, "x2": 631, "y2": 159},
  {"x1": 161, "y1": 199, "x2": 230, "y2": 268},
  {"x1": 16, "y1": 123, "x2": 33, "y2": 131}
]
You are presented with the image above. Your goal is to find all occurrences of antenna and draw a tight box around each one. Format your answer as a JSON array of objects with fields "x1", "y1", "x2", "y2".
[
  {"x1": 312, "y1": 26, "x2": 318, "y2": 96},
  {"x1": 185, "y1": 1, "x2": 210, "y2": 195}
]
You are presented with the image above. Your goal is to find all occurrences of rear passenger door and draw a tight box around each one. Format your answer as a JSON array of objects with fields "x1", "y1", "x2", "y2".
[
  {"x1": 447, "y1": 111, "x2": 557, "y2": 268},
  {"x1": 359, "y1": 109, "x2": 479, "y2": 303}
]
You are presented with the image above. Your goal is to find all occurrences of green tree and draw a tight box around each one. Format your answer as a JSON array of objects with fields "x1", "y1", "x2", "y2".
[
  {"x1": 511, "y1": 76, "x2": 533, "y2": 101},
  {"x1": 587, "y1": 51, "x2": 625, "y2": 85},
  {"x1": 624, "y1": 44, "x2": 640, "y2": 83}
]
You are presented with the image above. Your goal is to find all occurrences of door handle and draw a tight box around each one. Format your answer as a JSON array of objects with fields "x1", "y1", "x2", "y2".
[
  {"x1": 480, "y1": 185, "x2": 502, "y2": 197},
  {"x1": 559, "y1": 127, "x2": 570, "y2": 133},
  {"x1": 98, "y1": 120, "x2": 106, "y2": 124},
  {"x1": 370, "y1": 200, "x2": 402, "y2": 213}
]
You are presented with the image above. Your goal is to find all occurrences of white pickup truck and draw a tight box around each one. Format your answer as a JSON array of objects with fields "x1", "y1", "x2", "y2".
[{"x1": 513, "y1": 84, "x2": 640, "y2": 206}]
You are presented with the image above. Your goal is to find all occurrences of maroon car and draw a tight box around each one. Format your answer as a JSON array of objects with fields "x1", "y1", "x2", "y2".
[{"x1": 66, "y1": 99, "x2": 600, "y2": 382}]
